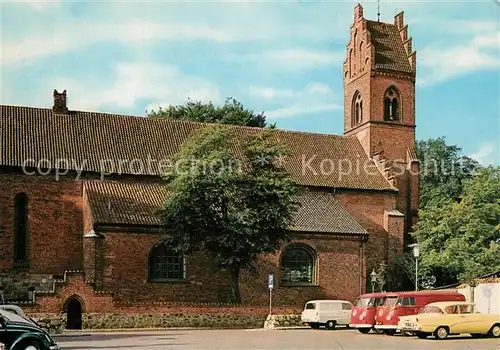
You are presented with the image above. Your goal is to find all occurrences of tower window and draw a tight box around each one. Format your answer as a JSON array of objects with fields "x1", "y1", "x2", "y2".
[
  {"x1": 352, "y1": 92, "x2": 363, "y2": 126},
  {"x1": 384, "y1": 87, "x2": 401, "y2": 121},
  {"x1": 14, "y1": 193, "x2": 29, "y2": 267}
]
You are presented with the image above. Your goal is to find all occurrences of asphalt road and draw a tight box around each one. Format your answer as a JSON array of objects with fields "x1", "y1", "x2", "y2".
[{"x1": 54, "y1": 328, "x2": 500, "y2": 350}]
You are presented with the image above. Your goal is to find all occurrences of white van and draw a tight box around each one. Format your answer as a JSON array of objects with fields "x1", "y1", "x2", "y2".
[{"x1": 300, "y1": 300, "x2": 353, "y2": 330}]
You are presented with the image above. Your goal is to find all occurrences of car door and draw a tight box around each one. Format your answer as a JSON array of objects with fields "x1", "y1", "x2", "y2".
[
  {"x1": 445, "y1": 305, "x2": 468, "y2": 334},
  {"x1": 457, "y1": 304, "x2": 484, "y2": 334},
  {"x1": 341, "y1": 303, "x2": 352, "y2": 325}
]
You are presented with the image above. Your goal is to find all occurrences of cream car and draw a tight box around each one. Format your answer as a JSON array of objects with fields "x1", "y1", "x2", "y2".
[{"x1": 398, "y1": 301, "x2": 500, "y2": 340}]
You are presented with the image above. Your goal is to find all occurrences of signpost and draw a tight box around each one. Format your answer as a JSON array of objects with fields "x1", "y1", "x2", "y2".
[{"x1": 268, "y1": 273, "x2": 274, "y2": 315}]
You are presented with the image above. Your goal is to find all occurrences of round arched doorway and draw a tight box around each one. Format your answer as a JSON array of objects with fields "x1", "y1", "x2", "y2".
[{"x1": 64, "y1": 296, "x2": 84, "y2": 330}]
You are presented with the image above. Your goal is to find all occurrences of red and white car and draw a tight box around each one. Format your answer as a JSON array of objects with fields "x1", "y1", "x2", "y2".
[{"x1": 349, "y1": 292, "x2": 388, "y2": 334}]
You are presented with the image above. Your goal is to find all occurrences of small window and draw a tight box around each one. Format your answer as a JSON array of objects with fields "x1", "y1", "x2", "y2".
[
  {"x1": 383, "y1": 86, "x2": 401, "y2": 121},
  {"x1": 148, "y1": 244, "x2": 186, "y2": 282},
  {"x1": 280, "y1": 244, "x2": 315, "y2": 285},
  {"x1": 422, "y1": 306, "x2": 443, "y2": 314},
  {"x1": 342, "y1": 303, "x2": 352, "y2": 310},
  {"x1": 444, "y1": 305, "x2": 459, "y2": 314},
  {"x1": 459, "y1": 304, "x2": 475, "y2": 314},
  {"x1": 352, "y1": 91, "x2": 363, "y2": 126},
  {"x1": 356, "y1": 298, "x2": 369, "y2": 307},
  {"x1": 305, "y1": 303, "x2": 316, "y2": 310},
  {"x1": 382, "y1": 296, "x2": 397, "y2": 306},
  {"x1": 398, "y1": 296, "x2": 416, "y2": 306},
  {"x1": 14, "y1": 193, "x2": 29, "y2": 267}
]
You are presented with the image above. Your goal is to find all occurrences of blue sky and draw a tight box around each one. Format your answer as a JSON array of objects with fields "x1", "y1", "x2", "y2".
[{"x1": 1, "y1": 0, "x2": 499, "y2": 165}]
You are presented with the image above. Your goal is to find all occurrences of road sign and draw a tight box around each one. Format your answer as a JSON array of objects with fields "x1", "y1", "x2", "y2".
[{"x1": 268, "y1": 273, "x2": 274, "y2": 290}]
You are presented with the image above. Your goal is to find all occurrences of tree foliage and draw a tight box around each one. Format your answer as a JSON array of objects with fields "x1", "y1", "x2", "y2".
[
  {"x1": 148, "y1": 97, "x2": 274, "y2": 128},
  {"x1": 415, "y1": 137, "x2": 480, "y2": 209},
  {"x1": 159, "y1": 125, "x2": 299, "y2": 302},
  {"x1": 412, "y1": 166, "x2": 500, "y2": 287}
]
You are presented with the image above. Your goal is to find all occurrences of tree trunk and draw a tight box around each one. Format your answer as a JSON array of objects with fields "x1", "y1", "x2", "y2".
[{"x1": 230, "y1": 265, "x2": 242, "y2": 303}]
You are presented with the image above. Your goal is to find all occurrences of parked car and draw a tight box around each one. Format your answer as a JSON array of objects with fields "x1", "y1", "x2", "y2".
[
  {"x1": 0, "y1": 305, "x2": 27, "y2": 318},
  {"x1": 0, "y1": 309, "x2": 59, "y2": 350},
  {"x1": 397, "y1": 301, "x2": 500, "y2": 340},
  {"x1": 349, "y1": 292, "x2": 387, "y2": 334},
  {"x1": 300, "y1": 300, "x2": 353, "y2": 330},
  {"x1": 374, "y1": 291, "x2": 466, "y2": 335}
]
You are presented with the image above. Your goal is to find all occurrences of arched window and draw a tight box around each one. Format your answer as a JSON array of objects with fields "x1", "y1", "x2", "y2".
[
  {"x1": 352, "y1": 92, "x2": 363, "y2": 126},
  {"x1": 280, "y1": 244, "x2": 316, "y2": 285},
  {"x1": 149, "y1": 243, "x2": 186, "y2": 282},
  {"x1": 14, "y1": 193, "x2": 28, "y2": 266},
  {"x1": 384, "y1": 86, "x2": 401, "y2": 121}
]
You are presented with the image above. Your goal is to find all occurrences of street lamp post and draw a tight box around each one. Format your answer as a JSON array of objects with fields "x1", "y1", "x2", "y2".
[
  {"x1": 409, "y1": 243, "x2": 420, "y2": 291},
  {"x1": 370, "y1": 269, "x2": 377, "y2": 292}
]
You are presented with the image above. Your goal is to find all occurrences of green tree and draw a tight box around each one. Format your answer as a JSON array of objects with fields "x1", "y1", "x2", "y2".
[
  {"x1": 148, "y1": 97, "x2": 274, "y2": 128},
  {"x1": 159, "y1": 125, "x2": 299, "y2": 303},
  {"x1": 412, "y1": 166, "x2": 500, "y2": 286},
  {"x1": 416, "y1": 137, "x2": 480, "y2": 209}
]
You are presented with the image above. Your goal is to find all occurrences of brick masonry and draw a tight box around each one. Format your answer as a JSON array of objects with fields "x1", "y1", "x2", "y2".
[
  {"x1": 0, "y1": 4, "x2": 418, "y2": 320},
  {"x1": 0, "y1": 170, "x2": 401, "y2": 313}
]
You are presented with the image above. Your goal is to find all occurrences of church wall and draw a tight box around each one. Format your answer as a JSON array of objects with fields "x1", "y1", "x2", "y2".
[
  {"x1": 0, "y1": 173, "x2": 83, "y2": 274},
  {"x1": 335, "y1": 190, "x2": 395, "y2": 274},
  {"x1": 97, "y1": 232, "x2": 365, "y2": 307}
]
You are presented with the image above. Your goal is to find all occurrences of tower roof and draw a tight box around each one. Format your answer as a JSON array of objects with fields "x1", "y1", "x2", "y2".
[{"x1": 366, "y1": 20, "x2": 413, "y2": 74}]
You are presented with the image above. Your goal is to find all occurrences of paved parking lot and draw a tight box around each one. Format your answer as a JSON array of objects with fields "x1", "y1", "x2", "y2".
[{"x1": 55, "y1": 328, "x2": 500, "y2": 350}]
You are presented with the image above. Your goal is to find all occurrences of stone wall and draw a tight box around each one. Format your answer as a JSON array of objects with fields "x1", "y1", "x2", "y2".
[
  {"x1": 29, "y1": 314, "x2": 66, "y2": 334},
  {"x1": 27, "y1": 312, "x2": 269, "y2": 333},
  {"x1": 83, "y1": 313, "x2": 266, "y2": 330},
  {"x1": 0, "y1": 272, "x2": 54, "y2": 302},
  {"x1": 263, "y1": 314, "x2": 306, "y2": 329}
]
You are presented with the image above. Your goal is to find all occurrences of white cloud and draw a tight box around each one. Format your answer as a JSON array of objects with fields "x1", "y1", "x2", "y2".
[
  {"x1": 417, "y1": 31, "x2": 499, "y2": 86},
  {"x1": 228, "y1": 49, "x2": 343, "y2": 72},
  {"x1": 1, "y1": 20, "x2": 236, "y2": 66},
  {"x1": 267, "y1": 103, "x2": 342, "y2": 119},
  {"x1": 468, "y1": 142, "x2": 499, "y2": 166},
  {"x1": 34, "y1": 61, "x2": 220, "y2": 112},
  {"x1": 1, "y1": 0, "x2": 60, "y2": 10},
  {"x1": 249, "y1": 82, "x2": 334, "y2": 100},
  {"x1": 248, "y1": 82, "x2": 341, "y2": 119}
]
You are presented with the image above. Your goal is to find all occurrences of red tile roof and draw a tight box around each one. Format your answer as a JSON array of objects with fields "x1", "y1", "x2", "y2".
[
  {"x1": 0, "y1": 105, "x2": 395, "y2": 191},
  {"x1": 84, "y1": 180, "x2": 368, "y2": 235},
  {"x1": 367, "y1": 20, "x2": 413, "y2": 74}
]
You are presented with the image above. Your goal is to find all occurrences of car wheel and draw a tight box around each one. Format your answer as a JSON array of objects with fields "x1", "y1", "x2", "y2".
[
  {"x1": 489, "y1": 324, "x2": 500, "y2": 338},
  {"x1": 310, "y1": 323, "x2": 320, "y2": 329},
  {"x1": 358, "y1": 328, "x2": 370, "y2": 334},
  {"x1": 325, "y1": 320, "x2": 336, "y2": 330},
  {"x1": 21, "y1": 341, "x2": 41, "y2": 350},
  {"x1": 416, "y1": 332, "x2": 429, "y2": 339},
  {"x1": 384, "y1": 330, "x2": 395, "y2": 336},
  {"x1": 434, "y1": 326, "x2": 449, "y2": 340}
]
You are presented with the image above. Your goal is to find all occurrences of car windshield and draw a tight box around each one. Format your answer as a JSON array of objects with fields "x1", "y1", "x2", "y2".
[
  {"x1": 355, "y1": 298, "x2": 369, "y2": 307},
  {"x1": 0, "y1": 310, "x2": 32, "y2": 324},
  {"x1": 382, "y1": 296, "x2": 397, "y2": 306},
  {"x1": 367, "y1": 297, "x2": 384, "y2": 306},
  {"x1": 305, "y1": 303, "x2": 315, "y2": 310}
]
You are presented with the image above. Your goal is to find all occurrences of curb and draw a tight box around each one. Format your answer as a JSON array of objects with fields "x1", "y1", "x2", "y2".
[
  {"x1": 55, "y1": 326, "x2": 258, "y2": 335},
  {"x1": 54, "y1": 326, "x2": 309, "y2": 336}
]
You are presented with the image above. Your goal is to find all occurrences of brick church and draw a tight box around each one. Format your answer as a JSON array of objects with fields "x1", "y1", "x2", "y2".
[{"x1": 0, "y1": 4, "x2": 419, "y2": 323}]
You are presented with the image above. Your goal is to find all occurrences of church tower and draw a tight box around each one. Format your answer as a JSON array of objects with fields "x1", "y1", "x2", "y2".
[{"x1": 343, "y1": 4, "x2": 419, "y2": 242}]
